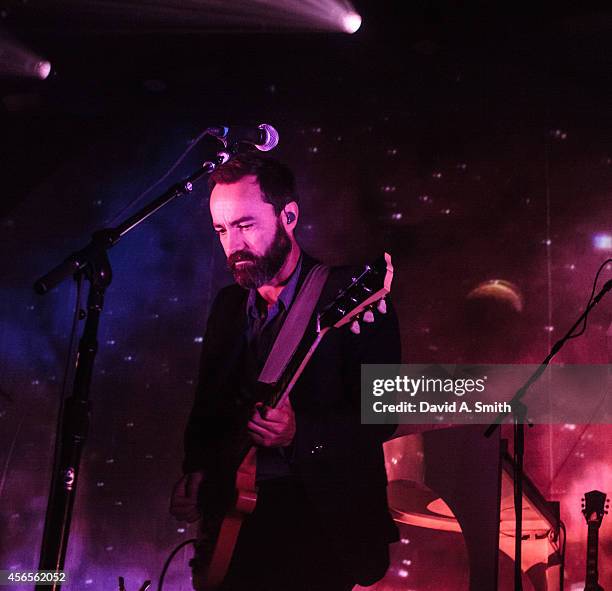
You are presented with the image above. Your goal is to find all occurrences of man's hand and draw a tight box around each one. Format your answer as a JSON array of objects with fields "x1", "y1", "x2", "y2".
[
  {"x1": 247, "y1": 398, "x2": 295, "y2": 447},
  {"x1": 169, "y1": 471, "x2": 205, "y2": 522}
]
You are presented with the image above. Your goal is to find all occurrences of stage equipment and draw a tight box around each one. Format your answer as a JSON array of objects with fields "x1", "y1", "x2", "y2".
[
  {"x1": 485, "y1": 261, "x2": 612, "y2": 591},
  {"x1": 205, "y1": 124, "x2": 279, "y2": 152},
  {"x1": 385, "y1": 427, "x2": 562, "y2": 590}
]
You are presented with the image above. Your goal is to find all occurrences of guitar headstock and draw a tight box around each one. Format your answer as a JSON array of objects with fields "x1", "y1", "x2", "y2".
[
  {"x1": 317, "y1": 252, "x2": 393, "y2": 333},
  {"x1": 582, "y1": 490, "x2": 609, "y2": 527}
]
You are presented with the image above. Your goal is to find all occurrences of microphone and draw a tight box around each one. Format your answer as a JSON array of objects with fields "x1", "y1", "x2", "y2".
[{"x1": 206, "y1": 123, "x2": 279, "y2": 152}]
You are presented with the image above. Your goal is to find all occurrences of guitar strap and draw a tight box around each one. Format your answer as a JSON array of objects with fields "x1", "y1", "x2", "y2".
[{"x1": 257, "y1": 263, "x2": 330, "y2": 385}]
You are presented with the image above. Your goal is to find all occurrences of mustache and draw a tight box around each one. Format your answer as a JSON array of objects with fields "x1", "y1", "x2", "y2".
[{"x1": 227, "y1": 250, "x2": 258, "y2": 268}]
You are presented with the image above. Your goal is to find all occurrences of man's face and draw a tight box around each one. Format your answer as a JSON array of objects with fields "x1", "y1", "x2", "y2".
[{"x1": 210, "y1": 175, "x2": 291, "y2": 289}]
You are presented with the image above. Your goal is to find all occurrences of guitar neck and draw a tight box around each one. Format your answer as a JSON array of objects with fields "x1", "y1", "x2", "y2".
[{"x1": 584, "y1": 522, "x2": 602, "y2": 591}]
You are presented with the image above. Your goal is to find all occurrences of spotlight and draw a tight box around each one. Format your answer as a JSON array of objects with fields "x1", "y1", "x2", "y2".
[
  {"x1": 342, "y1": 11, "x2": 362, "y2": 34},
  {"x1": 35, "y1": 61, "x2": 51, "y2": 80},
  {"x1": 0, "y1": 33, "x2": 52, "y2": 80},
  {"x1": 593, "y1": 233, "x2": 612, "y2": 251}
]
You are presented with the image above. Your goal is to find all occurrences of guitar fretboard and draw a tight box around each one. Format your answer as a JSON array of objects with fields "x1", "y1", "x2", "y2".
[{"x1": 585, "y1": 521, "x2": 600, "y2": 589}]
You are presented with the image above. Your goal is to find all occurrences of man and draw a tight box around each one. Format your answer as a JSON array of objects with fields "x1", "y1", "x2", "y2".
[{"x1": 170, "y1": 153, "x2": 401, "y2": 590}]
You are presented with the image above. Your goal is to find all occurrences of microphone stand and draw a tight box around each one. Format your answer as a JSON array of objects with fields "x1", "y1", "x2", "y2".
[
  {"x1": 484, "y1": 278, "x2": 612, "y2": 591},
  {"x1": 33, "y1": 149, "x2": 230, "y2": 591}
]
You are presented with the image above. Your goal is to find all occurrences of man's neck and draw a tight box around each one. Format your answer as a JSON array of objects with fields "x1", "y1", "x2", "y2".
[{"x1": 257, "y1": 244, "x2": 302, "y2": 306}]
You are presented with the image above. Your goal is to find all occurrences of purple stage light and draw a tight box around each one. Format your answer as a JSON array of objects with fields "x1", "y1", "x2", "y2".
[{"x1": 593, "y1": 233, "x2": 612, "y2": 251}]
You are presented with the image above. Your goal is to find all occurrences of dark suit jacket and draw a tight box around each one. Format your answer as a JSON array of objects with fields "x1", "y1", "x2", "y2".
[{"x1": 183, "y1": 253, "x2": 401, "y2": 585}]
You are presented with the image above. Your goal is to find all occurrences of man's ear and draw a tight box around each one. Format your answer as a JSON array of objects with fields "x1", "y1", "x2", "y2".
[{"x1": 282, "y1": 201, "x2": 299, "y2": 231}]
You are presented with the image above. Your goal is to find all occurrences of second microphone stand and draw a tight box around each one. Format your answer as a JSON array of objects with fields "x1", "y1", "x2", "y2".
[{"x1": 485, "y1": 276, "x2": 612, "y2": 591}]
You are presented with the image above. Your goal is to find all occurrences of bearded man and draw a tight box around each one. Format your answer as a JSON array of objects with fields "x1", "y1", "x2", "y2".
[{"x1": 170, "y1": 153, "x2": 401, "y2": 591}]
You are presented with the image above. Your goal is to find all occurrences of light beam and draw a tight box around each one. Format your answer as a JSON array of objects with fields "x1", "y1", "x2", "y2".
[
  {"x1": 0, "y1": 31, "x2": 52, "y2": 80},
  {"x1": 10, "y1": 0, "x2": 362, "y2": 34}
]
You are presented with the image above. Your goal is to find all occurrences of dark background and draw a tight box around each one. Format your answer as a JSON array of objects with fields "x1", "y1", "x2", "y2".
[{"x1": 0, "y1": 1, "x2": 611, "y2": 589}]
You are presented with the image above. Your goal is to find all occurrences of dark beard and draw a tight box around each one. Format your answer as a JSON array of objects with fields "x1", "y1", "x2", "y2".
[{"x1": 227, "y1": 220, "x2": 292, "y2": 289}]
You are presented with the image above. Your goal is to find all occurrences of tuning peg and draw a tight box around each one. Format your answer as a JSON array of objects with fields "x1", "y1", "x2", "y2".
[
  {"x1": 377, "y1": 298, "x2": 387, "y2": 314},
  {"x1": 350, "y1": 320, "x2": 361, "y2": 334},
  {"x1": 363, "y1": 309, "x2": 375, "y2": 323}
]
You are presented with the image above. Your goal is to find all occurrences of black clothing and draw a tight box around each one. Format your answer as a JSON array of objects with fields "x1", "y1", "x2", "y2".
[
  {"x1": 183, "y1": 253, "x2": 401, "y2": 587},
  {"x1": 245, "y1": 255, "x2": 302, "y2": 481},
  {"x1": 221, "y1": 476, "x2": 355, "y2": 591}
]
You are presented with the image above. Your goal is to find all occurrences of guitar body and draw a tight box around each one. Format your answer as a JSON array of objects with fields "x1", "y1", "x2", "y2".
[
  {"x1": 191, "y1": 446, "x2": 257, "y2": 590},
  {"x1": 189, "y1": 379, "x2": 297, "y2": 589}
]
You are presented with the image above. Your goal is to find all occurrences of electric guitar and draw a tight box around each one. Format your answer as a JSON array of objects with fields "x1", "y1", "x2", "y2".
[
  {"x1": 582, "y1": 489, "x2": 608, "y2": 591},
  {"x1": 189, "y1": 253, "x2": 394, "y2": 590}
]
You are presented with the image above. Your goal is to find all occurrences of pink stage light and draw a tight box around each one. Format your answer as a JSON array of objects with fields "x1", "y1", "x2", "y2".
[
  {"x1": 342, "y1": 11, "x2": 362, "y2": 34},
  {"x1": 35, "y1": 61, "x2": 52, "y2": 80},
  {"x1": 0, "y1": 32, "x2": 52, "y2": 80}
]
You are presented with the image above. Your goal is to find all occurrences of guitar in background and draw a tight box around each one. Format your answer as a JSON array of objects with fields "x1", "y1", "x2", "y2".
[{"x1": 582, "y1": 490, "x2": 609, "y2": 591}]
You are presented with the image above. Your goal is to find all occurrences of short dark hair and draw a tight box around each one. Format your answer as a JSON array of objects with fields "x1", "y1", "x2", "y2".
[{"x1": 208, "y1": 152, "x2": 297, "y2": 215}]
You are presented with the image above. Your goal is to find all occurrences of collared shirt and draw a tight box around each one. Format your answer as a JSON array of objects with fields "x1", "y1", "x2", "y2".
[
  {"x1": 245, "y1": 255, "x2": 302, "y2": 482},
  {"x1": 245, "y1": 255, "x2": 303, "y2": 343}
]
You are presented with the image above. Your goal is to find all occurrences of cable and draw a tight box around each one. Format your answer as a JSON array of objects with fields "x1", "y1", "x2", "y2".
[
  {"x1": 107, "y1": 127, "x2": 214, "y2": 227},
  {"x1": 567, "y1": 258, "x2": 612, "y2": 340},
  {"x1": 48, "y1": 274, "x2": 85, "y2": 484},
  {"x1": 60, "y1": 273, "x2": 84, "y2": 400},
  {"x1": 544, "y1": 139, "x2": 554, "y2": 492},
  {"x1": 547, "y1": 258, "x2": 611, "y2": 487},
  {"x1": 157, "y1": 538, "x2": 197, "y2": 591},
  {"x1": 559, "y1": 520, "x2": 566, "y2": 591}
]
